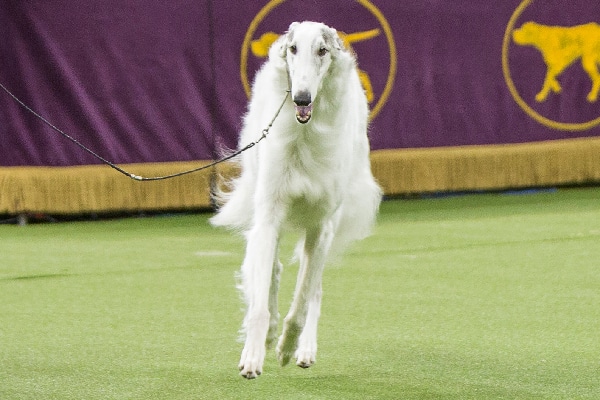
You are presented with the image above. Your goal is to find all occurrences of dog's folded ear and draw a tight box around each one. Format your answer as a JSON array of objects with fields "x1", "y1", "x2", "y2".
[
  {"x1": 278, "y1": 22, "x2": 300, "y2": 59},
  {"x1": 323, "y1": 27, "x2": 344, "y2": 55},
  {"x1": 278, "y1": 34, "x2": 288, "y2": 59},
  {"x1": 287, "y1": 21, "x2": 300, "y2": 32},
  {"x1": 268, "y1": 34, "x2": 288, "y2": 65},
  {"x1": 329, "y1": 28, "x2": 343, "y2": 51}
]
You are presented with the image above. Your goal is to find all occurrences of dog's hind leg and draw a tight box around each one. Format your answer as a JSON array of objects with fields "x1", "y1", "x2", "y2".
[
  {"x1": 582, "y1": 55, "x2": 600, "y2": 102},
  {"x1": 238, "y1": 223, "x2": 280, "y2": 379},
  {"x1": 277, "y1": 221, "x2": 333, "y2": 368},
  {"x1": 266, "y1": 257, "x2": 282, "y2": 349}
]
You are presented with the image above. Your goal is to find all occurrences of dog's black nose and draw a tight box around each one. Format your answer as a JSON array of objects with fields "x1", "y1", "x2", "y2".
[{"x1": 293, "y1": 91, "x2": 312, "y2": 106}]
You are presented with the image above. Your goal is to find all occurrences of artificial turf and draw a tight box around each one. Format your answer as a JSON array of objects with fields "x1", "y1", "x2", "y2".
[{"x1": 1, "y1": 187, "x2": 599, "y2": 399}]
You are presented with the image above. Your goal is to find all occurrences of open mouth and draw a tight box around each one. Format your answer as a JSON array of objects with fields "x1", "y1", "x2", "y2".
[{"x1": 294, "y1": 104, "x2": 312, "y2": 124}]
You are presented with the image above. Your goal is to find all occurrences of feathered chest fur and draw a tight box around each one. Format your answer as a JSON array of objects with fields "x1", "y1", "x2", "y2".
[{"x1": 262, "y1": 115, "x2": 343, "y2": 213}]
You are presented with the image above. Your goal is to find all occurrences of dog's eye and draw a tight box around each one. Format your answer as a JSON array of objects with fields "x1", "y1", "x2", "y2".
[
  {"x1": 318, "y1": 47, "x2": 328, "y2": 57},
  {"x1": 289, "y1": 45, "x2": 297, "y2": 55}
]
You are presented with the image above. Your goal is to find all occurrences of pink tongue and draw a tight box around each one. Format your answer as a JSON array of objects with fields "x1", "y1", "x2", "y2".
[{"x1": 295, "y1": 104, "x2": 312, "y2": 121}]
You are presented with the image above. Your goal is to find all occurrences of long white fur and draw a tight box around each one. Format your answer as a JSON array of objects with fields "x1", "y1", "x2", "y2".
[{"x1": 210, "y1": 21, "x2": 382, "y2": 379}]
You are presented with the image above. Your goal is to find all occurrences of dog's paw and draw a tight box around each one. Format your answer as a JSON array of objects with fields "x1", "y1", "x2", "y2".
[
  {"x1": 238, "y1": 346, "x2": 265, "y2": 379},
  {"x1": 295, "y1": 333, "x2": 317, "y2": 368},
  {"x1": 295, "y1": 349, "x2": 316, "y2": 368}
]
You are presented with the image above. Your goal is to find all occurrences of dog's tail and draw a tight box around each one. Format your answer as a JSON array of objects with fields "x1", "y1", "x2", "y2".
[{"x1": 209, "y1": 171, "x2": 254, "y2": 232}]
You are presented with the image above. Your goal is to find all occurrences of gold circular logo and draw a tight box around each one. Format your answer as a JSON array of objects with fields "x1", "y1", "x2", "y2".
[
  {"x1": 240, "y1": 0, "x2": 397, "y2": 121},
  {"x1": 502, "y1": 0, "x2": 600, "y2": 131}
]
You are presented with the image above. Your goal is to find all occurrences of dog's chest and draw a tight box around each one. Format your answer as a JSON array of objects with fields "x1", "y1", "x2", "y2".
[{"x1": 279, "y1": 139, "x2": 341, "y2": 211}]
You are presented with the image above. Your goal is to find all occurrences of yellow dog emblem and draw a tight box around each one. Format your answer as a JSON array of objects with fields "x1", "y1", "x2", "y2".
[{"x1": 512, "y1": 22, "x2": 600, "y2": 103}]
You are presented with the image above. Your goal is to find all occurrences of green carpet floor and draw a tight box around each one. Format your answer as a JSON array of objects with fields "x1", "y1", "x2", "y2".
[{"x1": 1, "y1": 187, "x2": 599, "y2": 399}]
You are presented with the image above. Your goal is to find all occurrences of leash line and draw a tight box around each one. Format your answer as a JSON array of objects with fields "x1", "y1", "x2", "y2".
[{"x1": 0, "y1": 81, "x2": 290, "y2": 181}]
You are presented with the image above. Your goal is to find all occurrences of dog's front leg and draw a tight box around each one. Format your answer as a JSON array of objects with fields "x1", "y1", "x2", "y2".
[
  {"x1": 536, "y1": 68, "x2": 562, "y2": 102},
  {"x1": 238, "y1": 223, "x2": 279, "y2": 379}
]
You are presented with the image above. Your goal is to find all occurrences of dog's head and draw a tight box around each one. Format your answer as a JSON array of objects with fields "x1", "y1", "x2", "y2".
[
  {"x1": 275, "y1": 21, "x2": 344, "y2": 124},
  {"x1": 512, "y1": 22, "x2": 541, "y2": 46}
]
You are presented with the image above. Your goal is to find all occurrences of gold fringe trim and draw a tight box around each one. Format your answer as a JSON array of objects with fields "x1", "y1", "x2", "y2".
[
  {"x1": 0, "y1": 161, "x2": 233, "y2": 214},
  {"x1": 371, "y1": 136, "x2": 600, "y2": 195},
  {"x1": 1, "y1": 137, "x2": 599, "y2": 214}
]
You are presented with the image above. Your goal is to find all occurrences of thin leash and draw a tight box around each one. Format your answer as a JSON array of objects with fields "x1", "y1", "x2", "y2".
[{"x1": 0, "y1": 81, "x2": 290, "y2": 181}]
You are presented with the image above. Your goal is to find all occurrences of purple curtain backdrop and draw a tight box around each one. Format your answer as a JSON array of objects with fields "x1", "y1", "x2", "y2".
[{"x1": 1, "y1": 0, "x2": 599, "y2": 167}]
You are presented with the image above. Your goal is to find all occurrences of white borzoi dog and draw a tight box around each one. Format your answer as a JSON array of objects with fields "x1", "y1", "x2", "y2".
[{"x1": 211, "y1": 21, "x2": 382, "y2": 379}]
